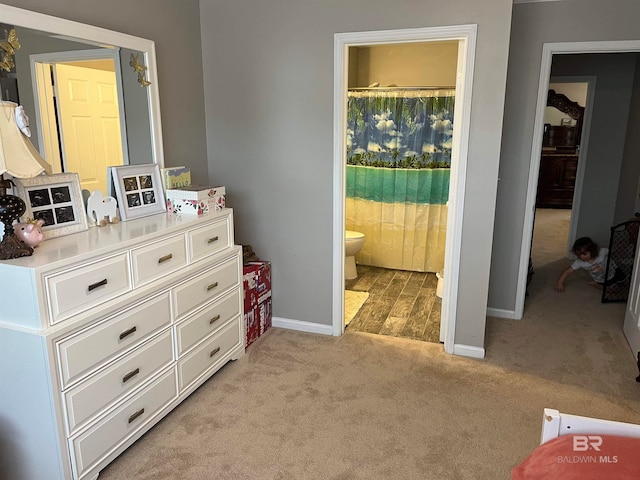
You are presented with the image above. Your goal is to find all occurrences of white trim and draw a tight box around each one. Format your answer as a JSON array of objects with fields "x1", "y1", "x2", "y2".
[
  {"x1": 332, "y1": 32, "x2": 347, "y2": 337},
  {"x1": 486, "y1": 307, "x2": 518, "y2": 319},
  {"x1": 272, "y1": 317, "x2": 334, "y2": 336},
  {"x1": 452, "y1": 344, "x2": 485, "y2": 359},
  {"x1": 333, "y1": 25, "x2": 477, "y2": 356},
  {"x1": 0, "y1": 3, "x2": 164, "y2": 170},
  {"x1": 515, "y1": 40, "x2": 640, "y2": 320}
]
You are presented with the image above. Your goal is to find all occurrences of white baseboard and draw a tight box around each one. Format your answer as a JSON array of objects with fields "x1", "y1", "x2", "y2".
[
  {"x1": 272, "y1": 317, "x2": 334, "y2": 336},
  {"x1": 486, "y1": 307, "x2": 519, "y2": 319},
  {"x1": 453, "y1": 344, "x2": 485, "y2": 359},
  {"x1": 272, "y1": 317, "x2": 486, "y2": 359}
]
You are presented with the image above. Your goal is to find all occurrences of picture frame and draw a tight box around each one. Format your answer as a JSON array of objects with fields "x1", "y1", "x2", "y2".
[
  {"x1": 111, "y1": 164, "x2": 166, "y2": 221},
  {"x1": 14, "y1": 172, "x2": 89, "y2": 240}
]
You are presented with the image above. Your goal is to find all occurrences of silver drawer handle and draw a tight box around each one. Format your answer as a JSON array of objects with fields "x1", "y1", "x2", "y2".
[
  {"x1": 122, "y1": 368, "x2": 140, "y2": 384},
  {"x1": 119, "y1": 326, "x2": 137, "y2": 341},
  {"x1": 209, "y1": 346, "x2": 221, "y2": 358},
  {"x1": 88, "y1": 278, "x2": 108, "y2": 292},
  {"x1": 207, "y1": 236, "x2": 219, "y2": 244},
  {"x1": 158, "y1": 253, "x2": 173, "y2": 264},
  {"x1": 207, "y1": 282, "x2": 218, "y2": 292},
  {"x1": 209, "y1": 314, "x2": 221, "y2": 325},
  {"x1": 128, "y1": 408, "x2": 145, "y2": 424}
]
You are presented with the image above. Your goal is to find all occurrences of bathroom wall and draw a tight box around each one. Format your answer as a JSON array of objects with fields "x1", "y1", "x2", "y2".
[{"x1": 349, "y1": 41, "x2": 458, "y2": 88}]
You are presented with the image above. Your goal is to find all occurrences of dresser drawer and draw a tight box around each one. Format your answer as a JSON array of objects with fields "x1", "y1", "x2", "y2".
[
  {"x1": 177, "y1": 317, "x2": 242, "y2": 392},
  {"x1": 56, "y1": 293, "x2": 171, "y2": 388},
  {"x1": 131, "y1": 234, "x2": 187, "y2": 287},
  {"x1": 46, "y1": 253, "x2": 131, "y2": 324},
  {"x1": 188, "y1": 217, "x2": 232, "y2": 263},
  {"x1": 175, "y1": 288, "x2": 241, "y2": 357},
  {"x1": 69, "y1": 368, "x2": 177, "y2": 479},
  {"x1": 64, "y1": 330, "x2": 173, "y2": 434},
  {"x1": 172, "y1": 255, "x2": 240, "y2": 319}
]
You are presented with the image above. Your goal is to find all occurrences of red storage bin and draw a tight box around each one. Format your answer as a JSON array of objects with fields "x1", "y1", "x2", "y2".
[{"x1": 243, "y1": 261, "x2": 272, "y2": 348}]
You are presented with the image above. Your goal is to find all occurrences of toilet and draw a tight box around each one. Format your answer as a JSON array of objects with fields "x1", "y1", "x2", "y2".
[
  {"x1": 345, "y1": 230, "x2": 365, "y2": 280},
  {"x1": 436, "y1": 270, "x2": 444, "y2": 298}
]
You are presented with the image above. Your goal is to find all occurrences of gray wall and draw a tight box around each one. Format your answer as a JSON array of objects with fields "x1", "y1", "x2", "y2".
[
  {"x1": 490, "y1": 0, "x2": 640, "y2": 313},
  {"x1": 551, "y1": 53, "x2": 637, "y2": 247},
  {"x1": 200, "y1": 0, "x2": 513, "y2": 348},
  {"x1": 1, "y1": 0, "x2": 208, "y2": 182}
]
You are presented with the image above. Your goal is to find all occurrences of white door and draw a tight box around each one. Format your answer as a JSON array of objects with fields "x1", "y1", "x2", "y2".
[
  {"x1": 55, "y1": 62, "x2": 124, "y2": 195},
  {"x1": 623, "y1": 237, "x2": 640, "y2": 357}
]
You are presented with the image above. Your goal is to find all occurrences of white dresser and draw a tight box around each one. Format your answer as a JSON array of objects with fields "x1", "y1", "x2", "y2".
[{"x1": 0, "y1": 209, "x2": 244, "y2": 480}]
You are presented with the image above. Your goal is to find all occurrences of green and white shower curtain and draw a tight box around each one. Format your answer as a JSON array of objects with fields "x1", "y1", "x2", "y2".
[{"x1": 346, "y1": 89, "x2": 454, "y2": 273}]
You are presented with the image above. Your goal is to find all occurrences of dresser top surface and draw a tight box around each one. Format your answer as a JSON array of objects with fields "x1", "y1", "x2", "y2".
[{"x1": 0, "y1": 209, "x2": 233, "y2": 272}]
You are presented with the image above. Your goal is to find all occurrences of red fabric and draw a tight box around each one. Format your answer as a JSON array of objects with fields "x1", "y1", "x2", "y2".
[{"x1": 512, "y1": 435, "x2": 640, "y2": 480}]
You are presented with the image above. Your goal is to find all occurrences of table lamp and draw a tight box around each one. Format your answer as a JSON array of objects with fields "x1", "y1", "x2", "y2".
[{"x1": 0, "y1": 101, "x2": 51, "y2": 260}]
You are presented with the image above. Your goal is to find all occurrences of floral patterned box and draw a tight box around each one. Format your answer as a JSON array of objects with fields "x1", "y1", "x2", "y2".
[
  {"x1": 166, "y1": 185, "x2": 225, "y2": 215},
  {"x1": 243, "y1": 261, "x2": 272, "y2": 348}
]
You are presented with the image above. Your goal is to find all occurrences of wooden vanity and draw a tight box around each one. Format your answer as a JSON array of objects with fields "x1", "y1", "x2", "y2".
[{"x1": 535, "y1": 90, "x2": 584, "y2": 209}]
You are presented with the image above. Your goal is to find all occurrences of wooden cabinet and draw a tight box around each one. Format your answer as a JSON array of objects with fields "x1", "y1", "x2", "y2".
[
  {"x1": 536, "y1": 153, "x2": 579, "y2": 208},
  {"x1": 0, "y1": 209, "x2": 244, "y2": 480}
]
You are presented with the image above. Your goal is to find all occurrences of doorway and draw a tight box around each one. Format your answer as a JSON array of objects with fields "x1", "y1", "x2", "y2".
[
  {"x1": 529, "y1": 77, "x2": 593, "y2": 291},
  {"x1": 333, "y1": 25, "x2": 477, "y2": 354},
  {"x1": 517, "y1": 41, "x2": 640, "y2": 354},
  {"x1": 342, "y1": 42, "x2": 455, "y2": 343}
]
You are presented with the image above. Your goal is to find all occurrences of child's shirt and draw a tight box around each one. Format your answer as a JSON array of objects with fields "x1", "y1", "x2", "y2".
[{"x1": 571, "y1": 247, "x2": 613, "y2": 283}]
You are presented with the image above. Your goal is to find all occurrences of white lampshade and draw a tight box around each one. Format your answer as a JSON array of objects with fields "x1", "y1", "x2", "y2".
[{"x1": 0, "y1": 101, "x2": 51, "y2": 179}]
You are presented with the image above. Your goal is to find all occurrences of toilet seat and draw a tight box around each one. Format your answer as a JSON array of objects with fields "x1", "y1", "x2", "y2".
[{"x1": 346, "y1": 230, "x2": 365, "y2": 240}]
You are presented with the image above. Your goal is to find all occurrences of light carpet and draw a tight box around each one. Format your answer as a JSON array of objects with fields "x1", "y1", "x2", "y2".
[{"x1": 344, "y1": 290, "x2": 369, "y2": 326}]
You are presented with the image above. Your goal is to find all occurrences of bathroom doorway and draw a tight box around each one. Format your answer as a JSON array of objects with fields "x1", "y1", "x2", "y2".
[
  {"x1": 343, "y1": 42, "x2": 455, "y2": 343},
  {"x1": 333, "y1": 26, "x2": 477, "y2": 354}
]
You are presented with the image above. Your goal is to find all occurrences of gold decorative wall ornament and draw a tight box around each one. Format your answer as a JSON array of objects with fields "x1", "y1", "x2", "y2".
[
  {"x1": 0, "y1": 28, "x2": 20, "y2": 72},
  {"x1": 130, "y1": 53, "x2": 151, "y2": 87}
]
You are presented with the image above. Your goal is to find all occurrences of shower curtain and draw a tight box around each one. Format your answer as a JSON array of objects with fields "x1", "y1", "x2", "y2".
[{"x1": 346, "y1": 88, "x2": 454, "y2": 273}]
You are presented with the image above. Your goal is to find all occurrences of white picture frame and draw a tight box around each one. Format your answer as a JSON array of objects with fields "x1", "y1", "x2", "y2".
[
  {"x1": 14, "y1": 172, "x2": 89, "y2": 240},
  {"x1": 111, "y1": 164, "x2": 166, "y2": 221}
]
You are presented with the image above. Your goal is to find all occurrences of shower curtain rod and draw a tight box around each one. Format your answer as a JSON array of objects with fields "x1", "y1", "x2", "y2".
[{"x1": 348, "y1": 86, "x2": 455, "y2": 91}]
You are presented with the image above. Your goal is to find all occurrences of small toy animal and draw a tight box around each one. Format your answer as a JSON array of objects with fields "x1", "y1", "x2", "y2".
[
  {"x1": 13, "y1": 219, "x2": 45, "y2": 248},
  {"x1": 87, "y1": 190, "x2": 119, "y2": 226}
]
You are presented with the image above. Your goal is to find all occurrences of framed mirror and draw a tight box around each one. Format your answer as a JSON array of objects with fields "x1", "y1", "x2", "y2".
[
  {"x1": 542, "y1": 89, "x2": 585, "y2": 150},
  {"x1": 0, "y1": 3, "x2": 164, "y2": 196}
]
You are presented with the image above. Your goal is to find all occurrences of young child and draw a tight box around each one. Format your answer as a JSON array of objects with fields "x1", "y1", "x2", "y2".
[{"x1": 555, "y1": 237, "x2": 624, "y2": 292}]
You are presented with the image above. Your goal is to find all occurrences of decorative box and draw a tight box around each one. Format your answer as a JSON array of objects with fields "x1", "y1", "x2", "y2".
[
  {"x1": 160, "y1": 166, "x2": 191, "y2": 189},
  {"x1": 166, "y1": 185, "x2": 226, "y2": 215},
  {"x1": 243, "y1": 261, "x2": 272, "y2": 348}
]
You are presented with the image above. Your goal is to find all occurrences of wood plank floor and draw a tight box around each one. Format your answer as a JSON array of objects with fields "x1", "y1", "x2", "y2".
[{"x1": 345, "y1": 265, "x2": 441, "y2": 344}]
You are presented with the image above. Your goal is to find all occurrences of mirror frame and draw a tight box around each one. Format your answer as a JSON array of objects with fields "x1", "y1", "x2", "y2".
[
  {"x1": 0, "y1": 3, "x2": 164, "y2": 170},
  {"x1": 546, "y1": 89, "x2": 584, "y2": 146}
]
